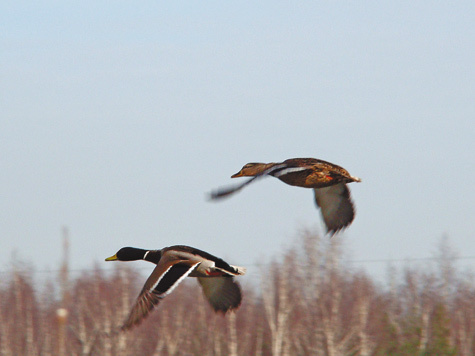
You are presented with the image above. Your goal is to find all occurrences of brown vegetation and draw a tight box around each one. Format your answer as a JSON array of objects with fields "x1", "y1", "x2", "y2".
[{"x1": 0, "y1": 232, "x2": 473, "y2": 356}]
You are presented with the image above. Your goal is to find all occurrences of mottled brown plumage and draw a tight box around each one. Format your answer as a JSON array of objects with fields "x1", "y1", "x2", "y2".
[{"x1": 210, "y1": 158, "x2": 361, "y2": 235}]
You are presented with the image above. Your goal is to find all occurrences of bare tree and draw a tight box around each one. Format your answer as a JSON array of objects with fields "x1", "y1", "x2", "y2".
[
  {"x1": 434, "y1": 235, "x2": 457, "y2": 304},
  {"x1": 261, "y1": 252, "x2": 296, "y2": 356},
  {"x1": 352, "y1": 274, "x2": 376, "y2": 356},
  {"x1": 1, "y1": 229, "x2": 472, "y2": 356},
  {"x1": 452, "y1": 276, "x2": 475, "y2": 356}
]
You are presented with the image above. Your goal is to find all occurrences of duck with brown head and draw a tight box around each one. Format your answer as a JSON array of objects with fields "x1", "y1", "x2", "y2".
[{"x1": 210, "y1": 157, "x2": 361, "y2": 235}]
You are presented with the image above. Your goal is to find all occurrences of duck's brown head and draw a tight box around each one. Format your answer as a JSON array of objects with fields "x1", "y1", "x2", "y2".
[{"x1": 232, "y1": 162, "x2": 271, "y2": 177}]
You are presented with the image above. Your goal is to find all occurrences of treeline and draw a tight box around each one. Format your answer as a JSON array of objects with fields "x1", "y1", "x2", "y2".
[{"x1": 0, "y1": 232, "x2": 474, "y2": 356}]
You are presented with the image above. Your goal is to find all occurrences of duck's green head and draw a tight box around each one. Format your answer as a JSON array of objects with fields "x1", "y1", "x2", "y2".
[{"x1": 105, "y1": 247, "x2": 147, "y2": 262}]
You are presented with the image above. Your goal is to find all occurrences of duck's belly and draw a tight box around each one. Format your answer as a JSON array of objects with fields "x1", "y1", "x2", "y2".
[{"x1": 277, "y1": 171, "x2": 336, "y2": 188}]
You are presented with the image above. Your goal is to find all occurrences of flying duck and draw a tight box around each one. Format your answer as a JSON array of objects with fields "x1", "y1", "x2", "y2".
[
  {"x1": 105, "y1": 245, "x2": 245, "y2": 330},
  {"x1": 210, "y1": 158, "x2": 361, "y2": 235}
]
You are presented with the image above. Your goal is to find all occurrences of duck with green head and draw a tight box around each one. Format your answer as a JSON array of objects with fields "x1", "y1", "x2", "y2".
[{"x1": 106, "y1": 245, "x2": 245, "y2": 330}]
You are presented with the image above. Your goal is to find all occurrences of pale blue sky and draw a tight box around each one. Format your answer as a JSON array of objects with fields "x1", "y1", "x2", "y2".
[{"x1": 1, "y1": 1, "x2": 474, "y2": 280}]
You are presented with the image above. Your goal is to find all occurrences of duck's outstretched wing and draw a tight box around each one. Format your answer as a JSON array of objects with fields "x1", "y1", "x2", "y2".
[
  {"x1": 197, "y1": 277, "x2": 242, "y2": 313},
  {"x1": 313, "y1": 183, "x2": 356, "y2": 236},
  {"x1": 209, "y1": 164, "x2": 290, "y2": 200},
  {"x1": 121, "y1": 261, "x2": 200, "y2": 330},
  {"x1": 208, "y1": 175, "x2": 263, "y2": 199}
]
